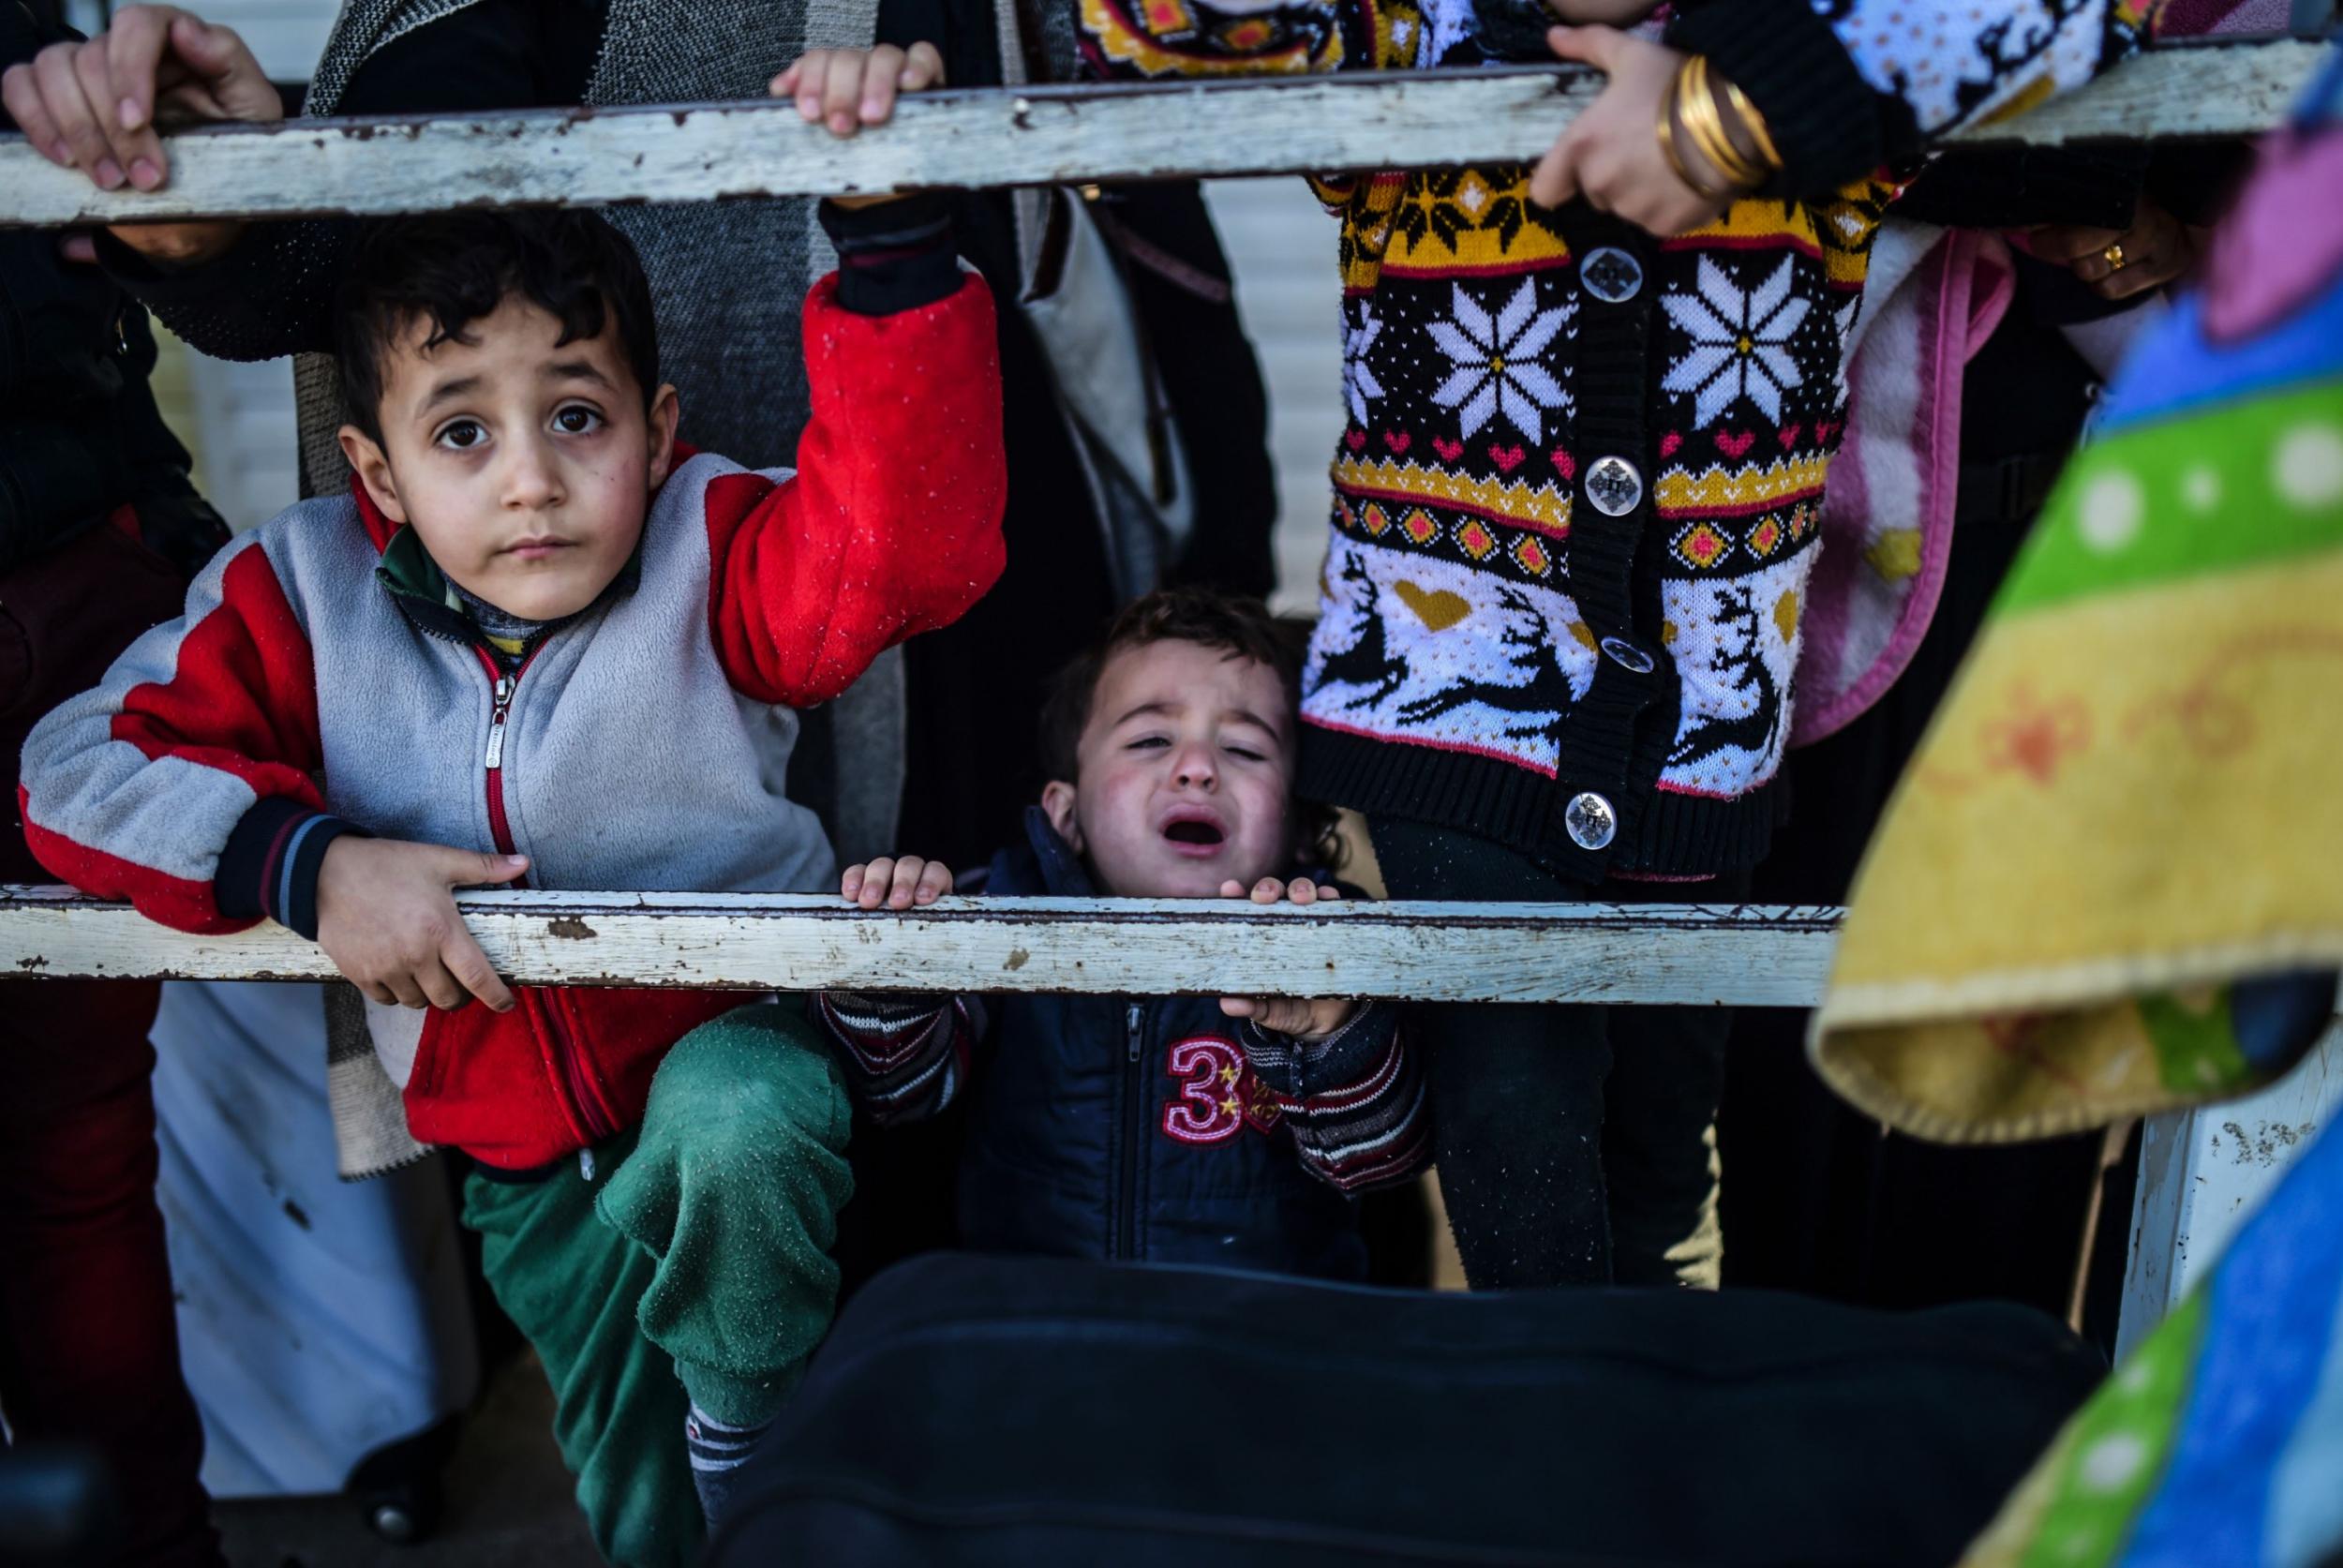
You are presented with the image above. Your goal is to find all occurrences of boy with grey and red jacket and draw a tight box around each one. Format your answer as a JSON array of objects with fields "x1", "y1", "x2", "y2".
[
  {"x1": 18, "y1": 202, "x2": 1005, "y2": 1563},
  {"x1": 820, "y1": 590, "x2": 1427, "y2": 1279}
]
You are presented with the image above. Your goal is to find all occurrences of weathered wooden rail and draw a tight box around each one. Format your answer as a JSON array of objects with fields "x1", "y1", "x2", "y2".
[
  {"x1": 0, "y1": 41, "x2": 2321, "y2": 228},
  {"x1": 0, "y1": 886, "x2": 1842, "y2": 1004}
]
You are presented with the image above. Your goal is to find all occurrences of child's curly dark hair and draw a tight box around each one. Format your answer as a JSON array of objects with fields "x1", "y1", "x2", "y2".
[
  {"x1": 1038, "y1": 586, "x2": 1344, "y2": 871},
  {"x1": 334, "y1": 210, "x2": 660, "y2": 445}
]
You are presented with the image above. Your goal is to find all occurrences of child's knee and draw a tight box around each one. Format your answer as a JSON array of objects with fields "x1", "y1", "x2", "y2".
[
  {"x1": 601, "y1": 1004, "x2": 856, "y2": 1282},
  {"x1": 649, "y1": 1001, "x2": 853, "y2": 1157}
]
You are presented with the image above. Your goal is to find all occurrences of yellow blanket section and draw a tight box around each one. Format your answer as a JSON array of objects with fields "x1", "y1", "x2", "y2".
[{"x1": 1813, "y1": 547, "x2": 2343, "y2": 1142}]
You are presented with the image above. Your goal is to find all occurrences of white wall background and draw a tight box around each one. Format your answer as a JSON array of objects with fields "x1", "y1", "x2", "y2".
[{"x1": 1201, "y1": 178, "x2": 1344, "y2": 612}]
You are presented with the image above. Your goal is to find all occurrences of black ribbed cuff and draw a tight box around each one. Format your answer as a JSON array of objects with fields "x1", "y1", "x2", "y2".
[
  {"x1": 818, "y1": 193, "x2": 962, "y2": 316},
  {"x1": 216, "y1": 797, "x2": 366, "y2": 940},
  {"x1": 1298, "y1": 724, "x2": 1785, "y2": 882},
  {"x1": 1664, "y1": 0, "x2": 1895, "y2": 197},
  {"x1": 94, "y1": 224, "x2": 266, "y2": 312}
]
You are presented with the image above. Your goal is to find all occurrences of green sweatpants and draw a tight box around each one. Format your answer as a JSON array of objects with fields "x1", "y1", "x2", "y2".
[{"x1": 460, "y1": 1001, "x2": 854, "y2": 1568}]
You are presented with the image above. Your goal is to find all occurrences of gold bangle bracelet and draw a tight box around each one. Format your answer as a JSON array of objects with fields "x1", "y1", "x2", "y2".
[
  {"x1": 1715, "y1": 73, "x2": 1783, "y2": 176},
  {"x1": 1677, "y1": 57, "x2": 1767, "y2": 193},
  {"x1": 1677, "y1": 59, "x2": 1750, "y2": 190},
  {"x1": 1694, "y1": 57, "x2": 1772, "y2": 189},
  {"x1": 1657, "y1": 59, "x2": 1735, "y2": 202}
]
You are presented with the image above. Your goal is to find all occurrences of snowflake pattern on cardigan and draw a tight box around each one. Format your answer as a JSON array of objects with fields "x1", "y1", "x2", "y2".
[{"x1": 1082, "y1": 0, "x2": 2155, "y2": 876}]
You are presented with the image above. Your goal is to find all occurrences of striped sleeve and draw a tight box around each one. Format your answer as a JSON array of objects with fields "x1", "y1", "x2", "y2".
[
  {"x1": 18, "y1": 532, "x2": 332, "y2": 934},
  {"x1": 1239, "y1": 1003, "x2": 1427, "y2": 1194},
  {"x1": 815, "y1": 991, "x2": 986, "y2": 1126}
]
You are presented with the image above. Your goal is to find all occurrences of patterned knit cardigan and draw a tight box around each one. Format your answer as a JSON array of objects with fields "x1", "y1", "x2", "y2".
[{"x1": 1083, "y1": 0, "x2": 2156, "y2": 881}]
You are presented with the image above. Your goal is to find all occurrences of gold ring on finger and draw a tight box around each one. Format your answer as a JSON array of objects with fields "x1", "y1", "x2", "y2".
[{"x1": 2102, "y1": 241, "x2": 2128, "y2": 272}]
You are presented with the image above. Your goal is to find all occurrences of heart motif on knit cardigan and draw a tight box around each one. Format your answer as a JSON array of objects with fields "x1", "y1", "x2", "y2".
[
  {"x1": 1778, "y1": 425, "x2": 1803, "y2": 449},
  {"x1": 1432, "y1": 437, "x2": 1466, "y2": 463},
  {"x1": 1550, "y1": 450, "x2": 1576, "y2": 480},
  {"x1": 1658, "y1": 432, "x2": 1683, "y2": 458},
  {"x1": 1392, "y1": 579, "x2": 1473, "y2": 632},
  {"x1": 1346, "y1": 429, "x2": 1369, "y2": 453},
  {"x1": 1488, "y1": 443, "x2": 1526, "y2": 473},
  {"x1": 1815, "y1": 420, "x2": 1843, "y2": 446},
  {"x1": 1383, "y1": 431, "x2": 1412, "y2": 455},
  {"x1": 1715, "y1": 430, "x2": 1757, "y2": 458}
]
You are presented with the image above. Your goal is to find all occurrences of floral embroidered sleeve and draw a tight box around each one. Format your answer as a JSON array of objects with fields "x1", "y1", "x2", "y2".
[{"x1": 1077, "y1": 0, "x2": 1367, "y2": 82}]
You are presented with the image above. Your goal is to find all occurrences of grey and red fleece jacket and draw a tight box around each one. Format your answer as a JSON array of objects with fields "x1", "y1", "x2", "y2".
[{"x1": 20, "y1": 207, "x2": 1007, "y2": 1170}]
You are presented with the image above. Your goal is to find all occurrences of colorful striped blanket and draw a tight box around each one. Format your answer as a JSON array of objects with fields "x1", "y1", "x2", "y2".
[{"x1": 1813, "y1": 46, "x2": 2343, "y2": 1567}]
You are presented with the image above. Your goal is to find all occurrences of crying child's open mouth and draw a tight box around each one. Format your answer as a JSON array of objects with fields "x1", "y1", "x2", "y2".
[{"x1": 1162, "y1": 818, "x2": 1227, "y2": 852}]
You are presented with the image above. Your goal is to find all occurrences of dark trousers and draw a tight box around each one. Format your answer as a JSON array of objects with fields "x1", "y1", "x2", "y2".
[
  {"x1": 1369, "y1": 818, "x2": 1739, "y2": 1291},
  {"x1": 1717, "y1": 445, "x2": 2108, "y2": 1324},
  {"x1": 1, "y1": 521, "x2": 222, "y2": 1566},
  {"x1": 0, "y1": 978, "x2": 221, "y2": 1567}
]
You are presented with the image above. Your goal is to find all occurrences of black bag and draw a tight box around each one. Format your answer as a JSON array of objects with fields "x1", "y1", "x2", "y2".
[{"x1": 709, "y1": 1253, "x2": 2100, "y2": 1567}]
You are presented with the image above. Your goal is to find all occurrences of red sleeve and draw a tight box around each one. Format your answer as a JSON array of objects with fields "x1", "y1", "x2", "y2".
[
  {"x1": 18, "y1": 534, "x2": 325, "y2": 933},
  {"x1": 705, "y1": 272, "x2": 1008, "y2": 708}
]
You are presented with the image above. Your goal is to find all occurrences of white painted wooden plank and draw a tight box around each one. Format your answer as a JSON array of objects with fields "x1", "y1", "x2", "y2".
[
  {"x1": 0, "y1": 885, "x2": 1841, "y2": 1004},
  {"x1": 2116, "y1": 1014, "x2": 2342, "y2": 1360},
  {"x1": 0, "y1": 43, "x2": 2320, "y2": 229}
]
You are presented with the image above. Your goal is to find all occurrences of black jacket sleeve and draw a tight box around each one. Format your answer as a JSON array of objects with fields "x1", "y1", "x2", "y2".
[
  {"x1": 1664, "y1": 0, "x2": 1897, "y2": 201},
  {"x1": 100, "y1": 0, "x2": 604, "y2": 363},
  {"x1": 3, "y1": 1, "x2": 216, "y2": 572}
]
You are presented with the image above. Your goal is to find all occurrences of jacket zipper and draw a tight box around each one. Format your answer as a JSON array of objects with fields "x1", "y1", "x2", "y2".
[
  {"x1": 473, "y1": 645, "x2": 536, "y2": 863},
  {"x1": 471, "y1": 645, "x2": 611, "y2": 1148},
  {"x1": 482, "y1": 666, "x2": 517, "y2": 837},
  {"x1": 1114, "y1": 1001, "x2": 1144, "y2": 1261}
]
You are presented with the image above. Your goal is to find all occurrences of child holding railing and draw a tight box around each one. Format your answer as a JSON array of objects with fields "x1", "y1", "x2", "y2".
[
  {"x1": 818, "y1": 589, "x2": 1429, "y2": 1277},
  {"x1": 16, "y1": 203, "x2": 1006, "y2": 1562},
  {"x1": 1070, "y1": 0, "x2": 2165, "y2": 1289}
]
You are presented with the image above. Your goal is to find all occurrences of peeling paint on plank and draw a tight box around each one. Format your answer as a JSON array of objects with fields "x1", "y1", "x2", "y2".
[
  {"x1": 0, "y1": 47, "x2": 2317, "y2": 229},
  {"x1": 0, "y1": 884, "x2": 1843, "y2": 1002}
]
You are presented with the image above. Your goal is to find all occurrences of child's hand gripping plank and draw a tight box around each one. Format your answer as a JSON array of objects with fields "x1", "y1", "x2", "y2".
[
  {"x1": 842, "y1": 854, "x2": 957, "y2": 910},
  {"x1": 317, "y1": 838, "x2": 527, "y2": 1012},
  {"x1": 769, "y1": 43, "x2": 948, "y2": 210},
  {"x1": 770, "y1": 43, "x2": 947, "y2": 142},
  {"x1": 1216, "y1": 876, "x2": 1360, "y2": 1043},
  {"x1": 839, "y1": 859, "x2": 1363, "y2": 1043}
]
